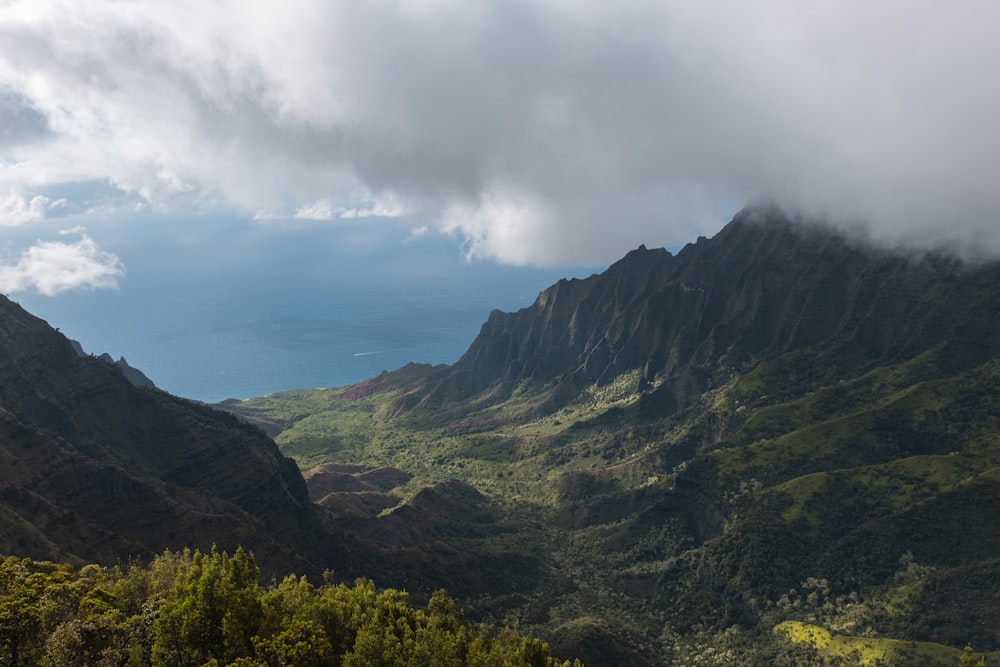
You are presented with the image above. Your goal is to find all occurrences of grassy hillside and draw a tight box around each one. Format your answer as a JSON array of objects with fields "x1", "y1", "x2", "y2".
[
  {"x1": 221, "y1": 211, "x2": 1000, "y2": 665},
  {"x1": 223, "y1": 345, "x2": 1000, "y2": 664}
]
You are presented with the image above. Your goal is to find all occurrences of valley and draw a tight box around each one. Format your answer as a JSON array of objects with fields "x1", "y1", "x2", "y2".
[
  {"x1": 2, "y1": 206, "x2": 999, "y2": 665},
  {"x1": 221, "y1": 207, "x2": 1000, "y2": 665}
]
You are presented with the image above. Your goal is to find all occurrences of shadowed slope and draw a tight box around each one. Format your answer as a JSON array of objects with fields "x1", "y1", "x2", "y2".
[{"x1": 0, "y1": 294, "x2": 338, "y2": 576}]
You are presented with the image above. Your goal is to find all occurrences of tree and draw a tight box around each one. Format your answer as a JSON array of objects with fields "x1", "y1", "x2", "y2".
[
  {"x1": 151, "y1": 547, "x2": 262, "y2": 666},
  {"x1": 0, "y1": 557, "x2": 77, "y2": 667},
  {"x1": 0, "y1": 551, "x2": 581, "y2": 667},
  {"x1": 253, "y1": 619, "x2": 333, "y2": 667},
  {"x1": 960, "y1": 645, "x2": 986, "y2": 667}
]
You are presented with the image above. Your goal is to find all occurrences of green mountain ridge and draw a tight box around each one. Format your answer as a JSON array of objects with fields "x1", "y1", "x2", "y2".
[
  {"x1": 2, "y1": 204, "x2": 998, "y2": 664},
  {"x1": 224, "y1": 207, "x2": 1000, "y2": 665}
]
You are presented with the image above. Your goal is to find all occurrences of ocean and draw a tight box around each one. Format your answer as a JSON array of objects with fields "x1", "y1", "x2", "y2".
[{"x1": 8, "y1": 214, "x2": 598, "y2": 403}]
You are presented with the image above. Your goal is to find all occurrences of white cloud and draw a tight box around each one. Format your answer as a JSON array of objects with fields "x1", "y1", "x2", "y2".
[
  {"x1": 286, "y1": 197, "x2": 407, "y2": 221},
  {"x1": 252, "y1": 209, "x2": 282, "y2": 222},
  {"x1": 292, "y1": 200, "x2": 336, "y2": 221},
  {"x1": 0, "y1": 236, "x2": 124, "y2": 296},
  {"x1": 0, "y1": 192, "x2": 52, "y2": 226},
  {"x1": 338, "y1": 200, "x2": 405, "y2": 220},
  {"x1": 0, "y1": 1, "x2": 998, "y2": 264},
  {"x1": 441, "y1": 190, "x2": 555, "y2": 265}
]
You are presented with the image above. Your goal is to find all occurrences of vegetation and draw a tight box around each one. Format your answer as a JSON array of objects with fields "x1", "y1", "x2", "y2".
[
  {"x1": 0, "y1": 548, "x2": 580, "y2": 667},
  {"x1": 223, "y1": 347, "x2": 1000, "y2": 665},
  {"x1": 9, "y1": 209, "x2": 1000, "y2": 665}
]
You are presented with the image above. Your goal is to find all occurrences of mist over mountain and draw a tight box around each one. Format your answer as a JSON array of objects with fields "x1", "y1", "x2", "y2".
[
  {"x1": 400, "y1": 206, "x2": 1000, "y2": 415},
  {"x1": 3, "y1": 205, "x2": 1000, "y2": 665}
]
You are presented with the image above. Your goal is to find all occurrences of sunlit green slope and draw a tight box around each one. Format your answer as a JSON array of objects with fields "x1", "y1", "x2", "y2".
[{"x1": 226, "y1": 207, "x2": 1000, "y2": 665}]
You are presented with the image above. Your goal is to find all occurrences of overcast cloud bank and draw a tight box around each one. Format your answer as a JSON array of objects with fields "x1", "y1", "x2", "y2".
[{"x1": 1, "y1": 0, "x2": 998, "y2": 277}]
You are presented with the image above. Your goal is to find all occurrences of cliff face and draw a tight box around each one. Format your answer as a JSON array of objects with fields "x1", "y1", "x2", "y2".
[
  {"x1": 0, "y1": 295, "x2": 332, "y2": 574},
  {"x1": 428, "y1": 206, "x2": 1000, "y2": 412}
]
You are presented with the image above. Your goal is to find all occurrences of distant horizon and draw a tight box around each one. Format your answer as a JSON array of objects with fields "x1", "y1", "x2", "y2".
[
  {"x1": 12, "y1": 202, "x2": 998, "y2": 403},
  {"x1": 8, "y1": 213, "x2": 605, "y2": 403}
]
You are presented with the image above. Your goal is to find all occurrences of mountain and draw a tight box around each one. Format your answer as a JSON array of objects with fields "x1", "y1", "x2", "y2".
[
  {"x1": 97, "y1": 353, "x2": 158, "y2": 389},
  {"x1": 68, "y1": 337, "x2": 158, "y2": 389},
  {"x1": 421, "y1": 205, "x2": 1000, "y2": 410},
  {"x1": 0, "y1": 295, "x2": 338, "y2": 576},
  {"x1": 227, "y1": 206, "x2": 1000, "y2": 665},
  {"x1": 0, "y1": 291, "x2": 549, "y2": 601},
  {"x1": 3, "y1": 203, "x2": 998, "y2": 664}
]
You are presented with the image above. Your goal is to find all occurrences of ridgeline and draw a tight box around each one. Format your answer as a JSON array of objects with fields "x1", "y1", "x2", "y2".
[{"x1": 3, "y1": 205, "x2": 999, "y2": 665}]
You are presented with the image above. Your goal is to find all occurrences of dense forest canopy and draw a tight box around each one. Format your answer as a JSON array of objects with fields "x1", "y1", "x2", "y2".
[{"x1": 0, "y1": 548, "x2": 581, "y2": 667}]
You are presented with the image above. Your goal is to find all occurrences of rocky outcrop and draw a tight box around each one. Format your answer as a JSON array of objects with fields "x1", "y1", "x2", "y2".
[
  {"x1": 100, "y1": 353, "x2": 157, "y2": 389},
  {"x1": 69, "y1": 338, "x2": 158, "y2": 389}
]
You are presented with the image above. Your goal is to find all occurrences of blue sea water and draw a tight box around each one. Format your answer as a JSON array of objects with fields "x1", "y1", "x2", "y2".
[{"x1": 8, "y1": 214, "x2": 601, "y2": 403}]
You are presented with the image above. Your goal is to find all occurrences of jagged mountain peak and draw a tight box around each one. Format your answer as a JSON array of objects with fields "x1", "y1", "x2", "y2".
[{"x1": 411, "y1": 206, "x2": 1000, "y2": 416}]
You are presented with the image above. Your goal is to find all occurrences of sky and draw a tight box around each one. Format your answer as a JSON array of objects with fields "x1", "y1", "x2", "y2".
[
  {"x1": 5, "y1": 212, "x2": 587, "y2": 400},
  {"x1": 0, "y1": 2, "x2": 999, "y2": 396}
]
